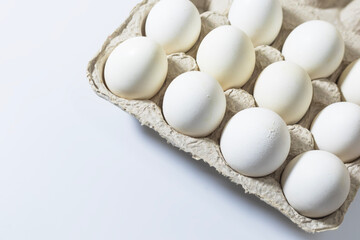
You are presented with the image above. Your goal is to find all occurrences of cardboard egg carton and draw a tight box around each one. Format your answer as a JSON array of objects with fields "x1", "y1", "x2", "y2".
[{"x1": 87, "y1": 0, "x2": 360, "y2": 233}]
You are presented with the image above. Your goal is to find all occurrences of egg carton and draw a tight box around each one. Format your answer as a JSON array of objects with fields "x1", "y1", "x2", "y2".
[{"x1": 87, "y1": 0, "x2": 360, "y2": 233}]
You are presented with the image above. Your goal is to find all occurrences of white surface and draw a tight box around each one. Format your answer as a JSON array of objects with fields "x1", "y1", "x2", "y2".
[
  {"x1": 0, "y1": 0, "x2": 359, "y2": 239},
  {"x1": 282, "y1": 150, "x2": 350, "y2": 218},
  {"x1": 145, "y1": 0, "x2": 201, "y2": 54},
  {"x1": 310, "y1": 102, "x2": 360, "y2": 163},
  {"x1": 253, "y1": 61, "x2": 313, "y2": 124},
  {"x1": 282, "y1": 20, "x2": 345, "y2": 79},
  {"x1": 197, "y1": 25, "x2": 255, "y2": 90},
  {"x1": 163, "y1": 71, "x2": 226, "y2": 137},
  {"x1": 228, "y1": 0, "x2": 283, "y2": 46},
  {"x1": 338, "y1": 58, "x2": 360, "y2": 105},
  {"x1": 104, "y1": 37, "x2": 168, "y2": 99},
  {"x1": 220, "y1": 108, "x2": 290, "y2": 177}
]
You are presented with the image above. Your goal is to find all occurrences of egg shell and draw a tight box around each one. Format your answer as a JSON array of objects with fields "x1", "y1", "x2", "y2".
[
  {"x1": 104, "y1": 37, "x2": 168, "y2": 100},
  {"x1": 281, "y1": 150, "x2": 350, "y2": 218},
  {"x1": 254, "y1": 61, "x2": 313, "y2": 124},
  {"x1": 220, "y1": 108, "x2": 290, "y2": 177},
  {"x1": 311, "y1": 102, "x2": 360, "y2": 163},
  {"x1": 162, "y1": 71, "x2": 226, "y2": 137},
  {"x1": 338, "y1": 58, "x2": 360, "y2": 105},
  {"x1": 196, "y1": 25, "x2": 255, "y2": 90},
  {"x1": 145, "y1": 0, "x2": 201, "y2": 54},
  {"x1": 282, "y1": 20, "x2": 345, "y2": 79},
  {"x1": 228, "y1": 0, "x2": 283, "y2": 46}
]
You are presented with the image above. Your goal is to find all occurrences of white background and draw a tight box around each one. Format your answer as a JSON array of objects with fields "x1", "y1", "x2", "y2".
[{"x1": 1, "y1": 0, "x2": 359, "y2": 239}]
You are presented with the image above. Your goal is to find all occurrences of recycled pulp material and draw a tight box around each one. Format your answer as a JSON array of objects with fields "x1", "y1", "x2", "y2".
[{"x1": 87, "y1": 0, "x2": 360, "y2": 233}]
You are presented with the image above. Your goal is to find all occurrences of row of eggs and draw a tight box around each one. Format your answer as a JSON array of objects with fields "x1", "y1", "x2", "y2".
[{"x1": 104, "y1": 0, "x2": 360, "y2": 219}]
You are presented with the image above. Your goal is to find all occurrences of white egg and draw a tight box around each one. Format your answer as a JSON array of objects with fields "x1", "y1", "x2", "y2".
[
  {"x1": 220, "y1": 108, "x2": 290, "y2": 177},
  {"x1": 228, "y1": 0, "x2": 283, "y2": 46},
  {"x1": 282, "y1": 20, "x2": 345, "y2": 79},
  {"x1": 104, "y1": 37, "x2": 168, "y2": 100},
  {"x1": 253, "y1": 61, "x2": 313, "y2": 124},
  {"x1": 145, "y1": 0, "x2": 201, "y2": 54},
  {"x1": 196, "y1": 25, "x2": 255, "y2": 90},
  {"x1": 281, "y1": 150, "x2": 350, "y2": 218},
  {"x1": 162, "y1": 71, "x2": 226, "y2": 137},
  {"x1": 338, "y1": 58, "x2": 360, "y2": 105},
  {"x1": 310, "y1": 102, "x2": 360, "y2": 163}
]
